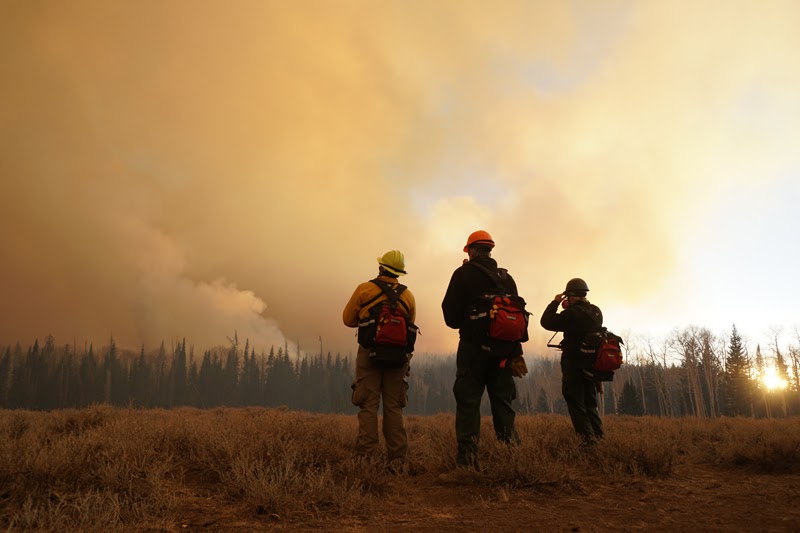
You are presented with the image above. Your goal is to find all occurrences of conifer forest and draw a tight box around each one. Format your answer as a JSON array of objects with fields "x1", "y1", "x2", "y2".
[{"x1": 1, "y1": 325, "x2": 798, "y2": 418}]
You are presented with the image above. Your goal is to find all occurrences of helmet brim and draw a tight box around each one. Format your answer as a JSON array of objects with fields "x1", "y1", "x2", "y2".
[
  {"x1": 377, "y1": 260, "x2": 407, "y2": 276},
  {"x1": 463, "y1": 240, "x2": 495, "y2": 253}
]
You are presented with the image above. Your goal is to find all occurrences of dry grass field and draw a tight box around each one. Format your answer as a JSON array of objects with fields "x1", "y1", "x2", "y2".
[{"x1": 1, "y1": 406, "x2": 799, "y2": 532}]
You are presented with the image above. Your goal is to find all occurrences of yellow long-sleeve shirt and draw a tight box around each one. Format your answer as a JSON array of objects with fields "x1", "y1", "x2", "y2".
[{"x1": 342, "y1": 275, "x2": 416, "y2": 327}]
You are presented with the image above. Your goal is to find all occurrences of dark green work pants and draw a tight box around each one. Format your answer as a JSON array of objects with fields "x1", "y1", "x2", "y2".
[
  {"x1": 561, "y1": 357, "x2": 604, "y2": 443},
  {"x1": 453, "y1": 339, "x2": 519, "y2": 467}
]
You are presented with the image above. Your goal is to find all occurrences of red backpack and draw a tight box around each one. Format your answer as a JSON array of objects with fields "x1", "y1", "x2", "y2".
[
  {"x1": 482, "y1": 295, "x2": 528, "y2": 342},
  {"x1": 464, "y1": 262, "x2": 529, "y2": 355},
  {"x1": 357, "y1": 279, "x2": 418, "y2": 368},
  {"x1": 580, "y1": 328, "x2": 624, "y2": 381}
]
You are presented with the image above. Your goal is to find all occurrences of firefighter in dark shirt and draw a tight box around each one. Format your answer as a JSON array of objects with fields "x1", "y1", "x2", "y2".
[
  {"x1": 540, "y1": 278, "x2": 604, "y2": 445},
  {"x1": 441, "y1": 230, "x2": 527, "y2": 474}
]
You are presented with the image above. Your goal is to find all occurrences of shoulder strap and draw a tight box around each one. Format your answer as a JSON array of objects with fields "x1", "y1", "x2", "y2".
[
  {"x1": 465, "y1": 261, "x2": 510, "y2": 292},
  {"x1": 572, "y1": 305, "x2": 604, "y2": 341},
  {"x1": 581, "y1": 304, "x2": 603, "y2": 328},
  {"x1": 368, "y1": 279, "x2": 410, "y2": 314}
]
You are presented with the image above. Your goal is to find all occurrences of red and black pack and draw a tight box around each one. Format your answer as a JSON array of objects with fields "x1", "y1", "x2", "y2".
[
  {"x1": 357, "y1": 279, "x2": 418, "y2": 368},
  {"x1": 464, "y1": 262, "x2": 530, "y2": 355},
  {"x1": 580, "y1": 328, "x2": 624, "y2": 381}
]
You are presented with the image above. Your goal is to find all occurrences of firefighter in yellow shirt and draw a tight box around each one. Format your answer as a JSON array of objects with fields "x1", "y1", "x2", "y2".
[{"x1": 343, "y1": 250, "x2": 416, "y2": 470}]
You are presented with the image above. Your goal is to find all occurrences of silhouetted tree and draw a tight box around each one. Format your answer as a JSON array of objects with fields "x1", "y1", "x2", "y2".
[
  {"x1": 102, "y1": 337, "x2": 128, "y2": 406},
  {"x1": 168, "y1": 339, "x2": 187, "y2": 407},
  {"x1": 0, "y1": 346, "x2": 12, "y2": 407},
  {"x1": 618, "y1": 379, "x2": 644, "y2": 415},
  {"x1": 297, "y1": 355, "x2": 312, "y2": 410},
  {"x1": 153, "y1": 342, "x2": 169, "y2": 407},
  {"x1": 265, "y1": 348, "x2": 296, "y2": 407},
  {"x1": 222, "y1": 341, "x2": 240, "y2": 406},
  {"x1": 722, "y1": 325, "x2": 751, "y2": 416},
  {"x1": 186, "y1": 348, "x2": 200, "y2": 407},
  {"x1": 197, "y1": 350, "x2": 223, "y2": 407},
  {"x1": 130, "y1": 346, "x2": 152, "y2": 407},
  {"x1": 535, "y1": 387, "x2": 550, "y2": 414},
  {"x1": 240, "y1": 342, "x2": 262, "y2": 406}
]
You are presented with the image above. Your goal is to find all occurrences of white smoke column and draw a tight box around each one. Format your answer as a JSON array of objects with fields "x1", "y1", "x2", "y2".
[{"x1": 121, "y1": 217, "x2": 291, "y2": 353}]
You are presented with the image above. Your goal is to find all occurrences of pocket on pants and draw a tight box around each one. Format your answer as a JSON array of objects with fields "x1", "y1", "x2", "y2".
[
  {"x1": 398, "y1": 376, "x2": 409, "y2": 408},
  {"x1": 351, "y1": 380, "x2": 367, "y2": 407}
]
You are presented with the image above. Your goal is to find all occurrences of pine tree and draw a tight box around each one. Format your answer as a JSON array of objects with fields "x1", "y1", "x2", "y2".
[
  {"x1": 40, "y1": 336, "x2": 59, "y2": 409},
  {"x1": 198, "y1": 350, "x2": 223, "y2": 407},
  {"x1": 54, "y1": 343, "x2": 78, "y2": 408},
  {"x1": 239, "y1": 342, "x2": 256, "y2": 406},
  {"x1": 103, "y1": 337, "x2": 128, "y2": 406},
  {"x1": 222, "y1": 342, "x2": 240, "y2": 406},
  {"x1": 754, "y1": 345, "x2": 765, "y2": 380},
  {"x1": 187, "y1": 350, "x2": 200, "y2": 407},
  {"x1": 312, "y1": 354, "x2": 330, "y2": 412},
  {"x1": 775, "y1": 350, "x2": 789, "y2": 385},
  {"x1": 0, "y1": 346, "x2": 10, "y2": 407},
  {"x1": 169, "y1": 339, "x2": 187, "y2": 407},
  {"x1": 750, "y1": 345, "x2": 769, "y2": 417},
  {"x1": 154, "y1": 341, "x2": 168, "y2": 407},
  {"x1": 265, "y1": 347, "x2": 297, "y2": 407},
  {"x1": 535, "y1": 387, "x2": 550, "y2": 414},
  {"x1": 297, "y1": 355, "x2": 312, "y2": 410},
  {"x1": 78, "y1": 344, "x2": 102, "y2": 406},
  {"x1": 722, "y1": 325, "x2": 751, "y2": 416},
  {"x1": 618, "y1": 379, "x2": 644, "y2": 415}
]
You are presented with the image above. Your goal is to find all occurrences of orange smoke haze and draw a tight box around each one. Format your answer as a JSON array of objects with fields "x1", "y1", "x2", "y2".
[{"x1": 2, "y1": 1, "x2": 800, "y2": 356}]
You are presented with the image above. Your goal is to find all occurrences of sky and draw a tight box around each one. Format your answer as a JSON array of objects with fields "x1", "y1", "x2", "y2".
[{"x1": 1, "y1": 0, "x2": 799, "y2": 358}]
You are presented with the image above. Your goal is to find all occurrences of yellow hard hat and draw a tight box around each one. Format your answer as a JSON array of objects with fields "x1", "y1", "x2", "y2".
[{"x1": 377, "y1": 250, "x2": 407, "y2": 276}]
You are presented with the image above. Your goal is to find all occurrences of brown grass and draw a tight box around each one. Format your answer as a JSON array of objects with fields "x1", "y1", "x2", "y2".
[{"x1": 1, "y1": 407, "x2": 798, "y2": 531}]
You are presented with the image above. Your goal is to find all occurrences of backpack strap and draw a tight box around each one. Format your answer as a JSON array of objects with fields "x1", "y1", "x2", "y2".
[
  {"x1": 368, "y1": 279, "x2": 410, "y2": 315},
  {"x1": 573, "y1": 303, "x2": 603, "y2": 330},
  {"x1": 465, "y1": 261, "x2": 510, "y2": 293}
]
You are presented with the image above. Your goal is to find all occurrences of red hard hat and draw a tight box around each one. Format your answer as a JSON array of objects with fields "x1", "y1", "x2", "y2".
[{"x1": 463, "y1": 230, "x2": 495, "y2": 252}]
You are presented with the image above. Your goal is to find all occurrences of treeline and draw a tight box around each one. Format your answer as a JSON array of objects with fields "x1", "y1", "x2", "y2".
[
  {"x1": 0, "y1": 335, "x2": 355, "y2": 412},
  {"x1": 581, "y1": 325, "x2": 800, "y2": 418},
  {"x1": 1, "y1": 325, "x2": 798, "y2": 417}
]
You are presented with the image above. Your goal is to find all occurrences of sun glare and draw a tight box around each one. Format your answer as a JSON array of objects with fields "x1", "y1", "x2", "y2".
[{"x1": 762, "y1": 367, "x2": 789, "y2": 391}]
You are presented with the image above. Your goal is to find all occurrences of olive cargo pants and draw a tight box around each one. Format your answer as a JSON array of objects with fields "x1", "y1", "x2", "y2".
[
  {"x1": 351, "y1": 345, "x2": 409, "y2": 461},
  {"x1": 453, "y1": 339, "x2": 519, "y2": 467}
]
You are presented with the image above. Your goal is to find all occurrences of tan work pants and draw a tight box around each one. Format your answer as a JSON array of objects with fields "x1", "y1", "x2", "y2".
[{"x1": 351, "y1": 345, "x2": 409, "y2": 461}]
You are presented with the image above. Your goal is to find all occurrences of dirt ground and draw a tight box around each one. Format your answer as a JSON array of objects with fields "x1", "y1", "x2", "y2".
[{"x1": 163, "y1": 462, "x2": 800, "y2": 532}]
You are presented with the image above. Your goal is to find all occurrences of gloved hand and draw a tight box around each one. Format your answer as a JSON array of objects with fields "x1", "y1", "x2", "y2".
[{"x1": 511, "y1": 356, "x2": 528, "y2": 378}]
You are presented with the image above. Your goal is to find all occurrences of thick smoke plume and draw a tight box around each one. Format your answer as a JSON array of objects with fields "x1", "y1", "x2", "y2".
[{"x1": 2, "y1": 1, "x2": 799, "y2": 355}]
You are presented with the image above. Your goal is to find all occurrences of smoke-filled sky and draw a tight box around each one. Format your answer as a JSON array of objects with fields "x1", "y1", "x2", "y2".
[{"x1": 2, "y1": 0, "x2": 799, "y2": 357}]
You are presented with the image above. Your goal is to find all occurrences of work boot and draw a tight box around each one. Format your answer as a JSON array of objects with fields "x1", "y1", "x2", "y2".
[{"x1": 578, "y1": 435, "x2": 601, "y2": 453}]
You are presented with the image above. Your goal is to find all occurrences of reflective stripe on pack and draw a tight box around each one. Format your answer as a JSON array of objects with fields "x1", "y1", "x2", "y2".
[{"x1": 358, "y1": 318, "x2": 376, "y2": 328}]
